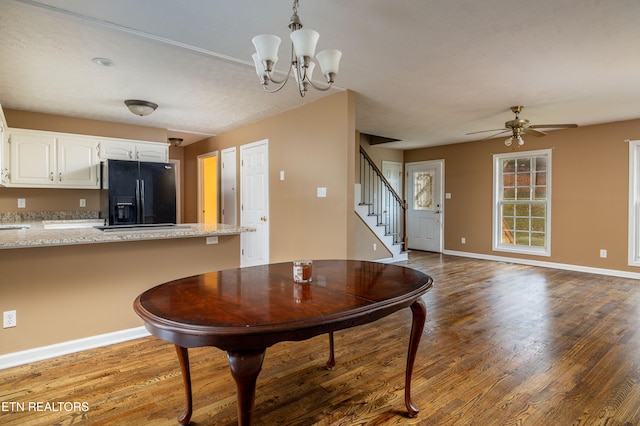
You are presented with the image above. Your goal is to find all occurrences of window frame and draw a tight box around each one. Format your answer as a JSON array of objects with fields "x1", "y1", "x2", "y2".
[
  {"x1": 492, "y1": 148, "x2": 552, "y2": 257},
  {"x1": 628, "y1": 140, "x2": 640, "y2": 266}
]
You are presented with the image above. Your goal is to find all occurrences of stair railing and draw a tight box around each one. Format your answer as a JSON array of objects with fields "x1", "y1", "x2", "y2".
[{"x1": 359, "y1": 147, "x2": 407, "y2": 252}]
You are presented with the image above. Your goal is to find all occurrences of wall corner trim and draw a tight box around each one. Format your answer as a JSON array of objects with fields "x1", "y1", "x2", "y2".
[{"x1": 0, "y1": 326, "x2": 150, "y2": 370}]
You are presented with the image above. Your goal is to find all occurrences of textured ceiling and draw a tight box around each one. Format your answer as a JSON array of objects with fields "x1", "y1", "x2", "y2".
[{"x1": 1, "y1": 0, "x2": 639, "y2": 148}]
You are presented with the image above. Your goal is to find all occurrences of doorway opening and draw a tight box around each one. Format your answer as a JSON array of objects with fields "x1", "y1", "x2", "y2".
[{"x1": 197, "y1": 151, "x2": 218, "y2": 224}]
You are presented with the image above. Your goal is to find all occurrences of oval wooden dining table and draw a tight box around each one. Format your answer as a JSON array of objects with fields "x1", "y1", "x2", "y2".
[{"x1": 134, "y1": 259, "x2": 433, "y2": 425}]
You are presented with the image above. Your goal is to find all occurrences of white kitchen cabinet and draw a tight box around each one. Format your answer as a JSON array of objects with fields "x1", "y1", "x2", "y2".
[
  {"x1": 0, "y1": 104, "x2": 8, "y2": 185},
  {"x1": 8, "y1": 129, "x2": 99, "y2": 188},
  {"x1": 9, "y1": 130, "x2": 56, "y2": 186},
  {"x1": 134, "y1": 142, "x2": 168, "y2": 162},
  {"x1": 56, "y1": 137, "x2": 100, "y2": 188},
  {"x1": 98, "y1": 140, "x2": 134, "y2": 161},
  {"x1": 98, "y1": 139, "x2": 168, "y2": 163}
]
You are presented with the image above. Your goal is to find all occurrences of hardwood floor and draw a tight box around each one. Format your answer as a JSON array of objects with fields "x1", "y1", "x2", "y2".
[{"x1": 2, "y1": 252, "x2": 640, "y2": 425}]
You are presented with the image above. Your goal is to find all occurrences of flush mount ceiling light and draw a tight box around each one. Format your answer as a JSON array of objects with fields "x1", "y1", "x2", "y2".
[
  {"x1": 92, "y1": 57, "x2": 114, "y2": 67},
  {"x1": 124, "y1": 99, "x2": 158, "y2": 116},
  {"x1": 251, "y1": 0, "x2": 342, "y2": 97}
]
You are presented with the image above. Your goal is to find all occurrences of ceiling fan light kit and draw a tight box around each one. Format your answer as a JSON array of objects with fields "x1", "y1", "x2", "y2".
[
  {"x1": 467, "y1": 105, "x2": 578, "y2": 147},
  {"x1": 251, "y1": 0, "x2": 342, "y2": 97}
]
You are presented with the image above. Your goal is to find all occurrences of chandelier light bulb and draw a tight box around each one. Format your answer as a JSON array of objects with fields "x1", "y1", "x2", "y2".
[{"x1": 505, "y1": 136, "x2": 513, "y2": 147}]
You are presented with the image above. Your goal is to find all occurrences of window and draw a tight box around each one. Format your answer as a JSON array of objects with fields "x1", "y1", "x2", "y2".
[{"x1": 493, "y1": 149, "x2": 551, "y2": 256}]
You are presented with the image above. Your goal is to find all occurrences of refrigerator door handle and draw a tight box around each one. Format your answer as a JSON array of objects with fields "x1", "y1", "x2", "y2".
[
  {"x1": 135, "y1": 179, "x2": 141, "y2": 223},
  {"x1": 139, "y1": 179, "x2": 146, "y2": 223}
]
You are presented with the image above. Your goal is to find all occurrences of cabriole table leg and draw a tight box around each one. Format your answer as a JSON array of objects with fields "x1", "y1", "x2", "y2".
[
  {"x1": 326, "y1": 332, "x2": 336, "y2": 370},
  {"x1": 175, "y1": 345, "x2": 193, "y2": 425},
  {"x1": 227, "y1": 349, "x2": 266, "y2": 426},
  {"x1": 405, "y1": 297, "x2": 427, "y2": 417}
]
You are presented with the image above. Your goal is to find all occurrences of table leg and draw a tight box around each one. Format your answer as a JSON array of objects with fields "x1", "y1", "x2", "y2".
[
  {"x1": 405, "y1": 297, "x2": 426, "y2": 417},
  {"x1": 227, "y1": 349, "x2": 266, "y2": 426},
  {"x1": 175, "y1": 345, "x2": 193, "y2": 425},
  {"x1": 326, "y1": 332, "x2": 336, "y2": 370}
]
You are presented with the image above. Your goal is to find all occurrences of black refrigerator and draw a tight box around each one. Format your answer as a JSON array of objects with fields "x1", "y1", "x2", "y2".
[{"x1": 100, "y1": 159, "x2": 176, "y2": 226}]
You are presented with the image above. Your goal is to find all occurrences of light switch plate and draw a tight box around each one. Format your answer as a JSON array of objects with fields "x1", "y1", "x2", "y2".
[
  {"x1": 17, "y1": 198, "x2": 26, "y2": 208},
  {"x1": 317, "y1": 187, "x2": 327, "y2": 198}
]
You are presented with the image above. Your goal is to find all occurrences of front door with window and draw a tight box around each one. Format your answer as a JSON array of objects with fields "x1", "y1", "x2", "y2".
[{"x1": 406, "y1": 160, "x2": 444, "y2": 252}]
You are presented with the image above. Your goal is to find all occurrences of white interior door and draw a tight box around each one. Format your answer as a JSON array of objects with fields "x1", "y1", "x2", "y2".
[
  {"x1": 221, "y1": 147, "x2": 237, "y2": 226},
  {"x1": 406, "y1": 160, "x2": 444, "y2": 252},
  {"x1": 382, "y1": 161, "x2": 402, "y2": 194},
  {"x1": 241, "y1": 140, "x2": 269, "y2": 267}
]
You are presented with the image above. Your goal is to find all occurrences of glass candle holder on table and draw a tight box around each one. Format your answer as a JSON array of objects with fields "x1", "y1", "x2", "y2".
[{"x1": 293, "y1": 260, "x2": 312, "y2": 284}]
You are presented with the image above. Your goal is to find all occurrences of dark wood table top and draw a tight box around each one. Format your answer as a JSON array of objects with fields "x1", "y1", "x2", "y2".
[{"x1": 134, "y1": 259, "x2": 433, "y2": 351}]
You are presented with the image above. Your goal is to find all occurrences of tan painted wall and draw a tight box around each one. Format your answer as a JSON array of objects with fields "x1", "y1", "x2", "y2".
[
  {"x1": 353, "y1": 213, "x2": 393, "y2": 260},
  {"x1": 0, "y1": 235, "x2": 241, "y2": 355},
  {"x1": 183, "y1": 91, "x2": 357, "y2": 262},
  {"x1": 4, "y1": 109, "x2": 167, "y2": 142},
  {"x1": 404, "y1": 118, "x2": 640, "y2": 272},
  {"x1": 0, "y1": 109, "x2": 185, "y2": 217},
  {"x1": 360, "y1": 134, "x2": 404, "y2": 171}
]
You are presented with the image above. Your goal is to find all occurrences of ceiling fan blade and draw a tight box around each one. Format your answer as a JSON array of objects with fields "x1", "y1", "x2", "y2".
[
  {"x1": 524, "y1": 128, "x2": 547, "y2": 137},
  {"x1": 530, "y1": 124, "x2": 578, "y2": 129},
  {"x1": 465, "y1": 128, "x2": 506, "y2": 135},
  {"x1": 481, "y1": 130, "x2": 510, "y2": 140}
]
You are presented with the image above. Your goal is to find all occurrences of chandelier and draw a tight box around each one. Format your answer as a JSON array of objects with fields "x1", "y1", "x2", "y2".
[{"x1": 251, "y1": 0, "x2": 342, "y2": 97}]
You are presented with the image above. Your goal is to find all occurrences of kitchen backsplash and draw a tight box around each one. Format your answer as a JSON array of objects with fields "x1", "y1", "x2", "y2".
[{"x1": 0, "y1": 211, "x2": 100, "y2": 223}]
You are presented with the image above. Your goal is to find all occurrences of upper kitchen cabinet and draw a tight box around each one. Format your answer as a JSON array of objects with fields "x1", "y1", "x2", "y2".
[
  {"x1": 98, "y1": 139, "x2": 135, "y2": 161},
  {"x1": 7, "y1": 129, "x2": 99, "y2": 189},
  {"x1": 134, "y1": 142, "x2": 168, "y2": 162},
  {"x1": 0, "y1": 104, "x2": 8, "y2": 185},
  {"x1": 98, "y1": 139, "x2": 168, "y2": 163},
  {"x1": 57, "y1": 136, "x2": 100, "y2": 188}
]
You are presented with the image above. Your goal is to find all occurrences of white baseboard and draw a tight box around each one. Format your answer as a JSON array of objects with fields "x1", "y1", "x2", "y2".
[
  {"x1": 443, "y1": 250, "x2": 640, "y2": 280},
  {"x1": 0, "y1": 326, "x2": 150, "y2": 370}
]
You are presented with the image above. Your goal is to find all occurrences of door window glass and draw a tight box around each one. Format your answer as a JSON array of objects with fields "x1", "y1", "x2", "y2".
[{"x1": 413, "y1": 171, "x2": 434, "y2": 211}]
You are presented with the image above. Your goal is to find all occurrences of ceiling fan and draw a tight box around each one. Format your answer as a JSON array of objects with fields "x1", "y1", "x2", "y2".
[{"x1": 467, "y1": 106, "x2": 578, "y2": 146}]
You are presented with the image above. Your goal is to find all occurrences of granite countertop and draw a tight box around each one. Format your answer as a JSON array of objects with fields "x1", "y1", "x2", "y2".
[{"x1": 0, "y1": 220, "x2": 254, "y2": 249}]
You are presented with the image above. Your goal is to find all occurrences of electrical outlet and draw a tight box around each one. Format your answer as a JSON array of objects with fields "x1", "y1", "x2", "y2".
[
  {"x1": 80, "y1": 198, "x2": 86, "y2": 207},
  {"x1": 600, "y1": 249, "x2": 607, "y2": 258},
  {"x1": 17, "y1": 198, "x2": 26, "y2": 208},
  {"x1": 461, "y1": 237, "x2": 466, "y2": 244},
  {"x1": 373, "y1": 243, "x2": 377, "y2": 251},
  {"x1": 3, "y1": 310, "x2": 16, "y2": 328}
]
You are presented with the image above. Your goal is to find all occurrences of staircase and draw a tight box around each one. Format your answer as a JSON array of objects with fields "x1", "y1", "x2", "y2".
[{"x1": 356, "y1": 147, "x2": 408, "y2": 262}]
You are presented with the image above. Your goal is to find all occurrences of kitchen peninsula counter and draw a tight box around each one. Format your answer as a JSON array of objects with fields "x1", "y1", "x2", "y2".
[
  {"x1": 0, "y1": 221, "x2": 253, "y2": 249},
  {"x1": 0, "y1": 221, "x2": 251, "y2": 358}
]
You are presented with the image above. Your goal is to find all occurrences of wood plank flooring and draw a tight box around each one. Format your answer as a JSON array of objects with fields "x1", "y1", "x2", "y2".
[{"x1": 2, "y1": 252, "x2": 640, "y2": 425}]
